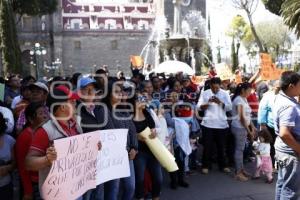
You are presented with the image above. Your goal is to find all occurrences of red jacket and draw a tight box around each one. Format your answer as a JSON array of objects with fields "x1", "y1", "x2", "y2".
[
  {"x1": 15, "y1": 127, "x2": 39, "y2": 196},
  {"x1": 247, "y1": 93, "x2": 259, "y2": 114}
]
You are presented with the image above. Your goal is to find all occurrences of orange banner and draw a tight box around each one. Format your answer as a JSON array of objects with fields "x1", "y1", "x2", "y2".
[
  {"x1": 260, "y1": 53, "x2": 284, "y2": 80},
  {"x1": 191, "y1": 75, "x2": 204, "y2": 85},
  {"x1": 235, "y1": 74, "x2": 242, "y2": 84},
  {"x1": 130, "y1": 55, "x2": 144, "y2": 68}
]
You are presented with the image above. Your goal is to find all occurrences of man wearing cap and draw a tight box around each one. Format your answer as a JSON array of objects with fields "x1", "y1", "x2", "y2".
[
  {"x1": 16, "y1": 82, "x2": 49, "y2": 134},
  {"x1": 25, "y1": 85, "x2": 98, "y2": 199},
  {"x1": 77, "y1": 77, "x2": 114, "y2": 200},
  {"x1": 77, "y1": 77, "x2": 112, "y2": 133}
]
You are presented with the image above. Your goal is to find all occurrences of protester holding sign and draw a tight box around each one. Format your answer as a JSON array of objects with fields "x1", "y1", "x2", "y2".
[
  {"x1": 133, "y1": 90, "x2": 163, "y2": 200},
  {"x1": 25, "y1": 85, "x2": 85, "y2": 199},
  {"x1": 77, "y1": 77, "x2": 111, "y2": 200},
  {"x1": 103, "y1": 81, "x2": 138, "y2": 200},
  {"x1": 16, "y1": 102, "x2": 49, "y2": 200}
]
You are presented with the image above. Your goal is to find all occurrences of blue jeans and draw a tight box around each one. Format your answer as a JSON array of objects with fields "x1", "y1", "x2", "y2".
[
  {"x1": 84, "y1": 179, "x2": 120, "y2": 200},
  {"x1": 134, "y1": 151, "x2": 163, "y2": 199},
  {"x1": 275, "y1": 151, "x2": 300, "y2": 200},
  {"x1": 231, "y1": 126, "x2": 247, "y2": 172},
  {"x1": 119, "y1": 160, "x2": 135, "y2": 200}
]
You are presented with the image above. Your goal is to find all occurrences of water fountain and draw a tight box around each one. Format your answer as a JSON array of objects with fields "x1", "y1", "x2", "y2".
[{"x1": 140, "y1": 0, "x2": 207, "y2": 75}]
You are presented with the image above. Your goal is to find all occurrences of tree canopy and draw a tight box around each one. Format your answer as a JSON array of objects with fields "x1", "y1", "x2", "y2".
[
  {"x1": 0, "y1": 0, "x2": 22, "y2": 75},
  {"x1": 12, "y1": 0, "x2": 58, "y2": 16},
  {"x1": 281, "y1": 0, "x2": 300, "y2": 38},
  {"x1": 226, "y1": 15, "x2": 251, "y2": 41},
  {"x1": 261, "y1": 0, "x2": 285, "y2": 15},
  {"x1": 231, "y1": 0, "x2": 265, "y2": 52},
  {"x1": 0, "y1": 0, "x2": 58, "y2": 75},
  {"x1": 262, "y1": 0, "x2": 300, "y2": 38},
  {"x1": 241, "y1": 19, "x2": 291, "y2": 61}
]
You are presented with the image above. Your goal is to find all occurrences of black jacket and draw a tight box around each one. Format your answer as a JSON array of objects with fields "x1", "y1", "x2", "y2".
[{"x1": 78, "y1": 103, "x2": 138, "y2": 151}]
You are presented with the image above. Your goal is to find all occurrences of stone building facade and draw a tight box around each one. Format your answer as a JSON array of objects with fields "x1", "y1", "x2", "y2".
[
  {"x1": 17, "y1": 0, "x2": 155, "y2": 77},
  {"x1": 16, "y1": 0, "x2": 206, "y2": 78}
]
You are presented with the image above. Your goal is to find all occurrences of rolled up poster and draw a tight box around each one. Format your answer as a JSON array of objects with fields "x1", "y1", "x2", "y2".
[{"x1": 140, "y1": 127, "x2": 178, "y2": 172}]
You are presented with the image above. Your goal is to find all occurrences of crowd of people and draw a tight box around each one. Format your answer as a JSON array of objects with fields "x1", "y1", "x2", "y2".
[{"x1": 0, "y1": 66, "x2": 299, "y2": 200}]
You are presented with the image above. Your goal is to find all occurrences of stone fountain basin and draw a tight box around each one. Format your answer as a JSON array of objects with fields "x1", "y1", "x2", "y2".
[{"x1": 159, "y1": 37, "x2": 203, "y2": 49}]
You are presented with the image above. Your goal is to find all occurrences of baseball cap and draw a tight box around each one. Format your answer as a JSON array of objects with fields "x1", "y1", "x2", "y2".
[
  {"x1": 182, "y1": 74, "x2": 190, "y2": 81},
  {"x1": 78, "y1": 77, "x2": 96, "y2": 89},
  {"x1": 29, "y1": 82, "x2": 49, "y2": 93},
  {"x1": 47, "y1": 85, "x2": 79, "y2": 108}
]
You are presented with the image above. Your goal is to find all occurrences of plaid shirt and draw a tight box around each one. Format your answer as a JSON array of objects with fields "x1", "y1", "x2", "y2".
[{"x1": 16, "y1": 106, "x2": 49, "y2": 130}]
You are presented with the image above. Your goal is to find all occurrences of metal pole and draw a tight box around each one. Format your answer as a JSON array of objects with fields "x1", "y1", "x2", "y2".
[{"x1": 35, "y1": 54, "x2": 39, "y2": 79}]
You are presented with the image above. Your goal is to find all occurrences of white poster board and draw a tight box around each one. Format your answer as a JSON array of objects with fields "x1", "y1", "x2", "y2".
[
  {"x1": 96, "y1": 129, "x2": 130, "y2": 185},
  {"x1": 41, "y1": 132, "x2": 99, "y2": 200},
  {"x1": 41, "y1": 129, "x2": 130, "y2": 200}
]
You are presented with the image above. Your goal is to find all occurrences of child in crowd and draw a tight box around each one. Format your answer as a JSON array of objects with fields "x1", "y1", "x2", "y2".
[{"x1": 252, "y1": 130, "x2": 273, "y2": 183}]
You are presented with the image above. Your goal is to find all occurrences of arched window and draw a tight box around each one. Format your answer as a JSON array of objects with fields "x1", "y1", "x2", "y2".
[{"x1": 70, "y1": 19, "x2": 82, "y2": 29}]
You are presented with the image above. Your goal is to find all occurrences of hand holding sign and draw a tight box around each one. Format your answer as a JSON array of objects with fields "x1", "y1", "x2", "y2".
[
  {"x1": 140, "y1": 127, "x2": 178, "y2": 172},
  {"x1": 45, "y1": 146, "x2": 57, "y2": 165},
  {"x1": 41, "y1": 132, "x2": 99, "y2": 200}
]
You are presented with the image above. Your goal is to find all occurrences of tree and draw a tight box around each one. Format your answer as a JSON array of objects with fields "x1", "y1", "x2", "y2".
[
  {"x1": 281, "y1": 0, "x2": 300, "y2": 38},
  {"x1": 12, "y1": 0, "x2": 58, "y2": 17},
  {"x1": 261, "y1": 0, "x2": 284, "y2": 15},
  {"x1": 241, "y1": 24, "x2": 254, "y2": 51},
  {"x1": 232, "y1": 0, "x2": 265, "y2": 52},
  {"x1": 242, "y1": 19, "x2": 292, "y2": 61},
  {"x1": 0, "y1": 0, "x2": 58, "y2": 75},
  {"x1": 262, "y1": 0, "x2": 300, "y2": 38},
  {"x1": 231, "y1": 38, "x2": 239, "y2": 72},
  {"x1": 227, "y1": 15, "x2": 248, "y2": 41},
  {"x1": 0, "y1": 0, "x2": 22, "y2": 75},
  {"x1": 202, "y1": 40, "x2": 213, "y2": 67},
  {"x1": 217, "y1": 47, "x2": 222, "y2": 63},
  {"x1": 226, "y1": 15, "x2": 249, "y2": 71},
  {"x1": 256, "y1": 19, "x2": 291, "y2": 59}
]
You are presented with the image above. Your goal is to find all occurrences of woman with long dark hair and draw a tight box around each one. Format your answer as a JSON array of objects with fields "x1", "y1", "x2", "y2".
[
  {"x1": 132, "y1": 90, "x2": 163, "y2": 200},
  {"x1": 102, "y1": 80, "x2": 138, "y2": 200},
  {"x1": 231, "y1": 82, "x2": 256, "y2": 181}
]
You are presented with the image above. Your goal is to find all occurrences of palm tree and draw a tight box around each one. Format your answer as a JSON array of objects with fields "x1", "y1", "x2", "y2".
[{"x1": 281, "y1": 0, "x2": 300, "y2": 37}]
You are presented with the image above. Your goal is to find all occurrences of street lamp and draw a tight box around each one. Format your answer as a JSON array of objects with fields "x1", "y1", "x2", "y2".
[
  {"x1": 44, "y1": 58, "x2": 61, "y2": 76},
  {"x1": 30, "y1": 42, "x2": 47, "y2": 79}
]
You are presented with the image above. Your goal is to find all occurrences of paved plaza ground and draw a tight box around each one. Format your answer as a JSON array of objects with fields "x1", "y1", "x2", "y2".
[{"x1": 161, "y1": 162, "x2": 276, "y2": 200}]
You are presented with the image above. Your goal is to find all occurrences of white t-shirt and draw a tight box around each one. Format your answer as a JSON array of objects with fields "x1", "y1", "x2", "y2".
[
  {"x1": 231, "y1": 96, "x2": 252, "y2": 128},
  {"x1": 11, "y1": 95, "x2": 22, "y2": 109},
  {"x1": 197, "y1": 89, "x2": 232, "y2": 129},
  {"x1": 258, "y1": 143, "x2": 271, "y2": 156}
]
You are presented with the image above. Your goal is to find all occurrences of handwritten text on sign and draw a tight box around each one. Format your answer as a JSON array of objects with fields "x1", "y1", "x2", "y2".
[
  {"x1": 41, "y1": 132, "x2": 99, "y2": 200},
  {"x1": 97, "y1": 129, "x2": 130, "y2": 185}
]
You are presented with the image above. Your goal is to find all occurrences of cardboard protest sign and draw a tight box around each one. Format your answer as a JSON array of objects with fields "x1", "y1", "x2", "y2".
[
  {"x1": 96, "y1": 129, "x2": 130, "y2": 185},
  {"x1": 191, "y1": 75, "x2": 203, "y2": 85},
  {"x1": 130, "y1": 55, "x2": 144, "y2": 68},
  {"x1": 260, "y1": 53, "x2": 284, "y2": 80},
  {"x1": 41, "y1": 132, "x2": 99, "y2": 200},
  {"x1": 235, "y1": 74, "x2": 242, "y2": 84},
  {"x1": 215, "y1": 63, "x2": 233, "y2": 81}
]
